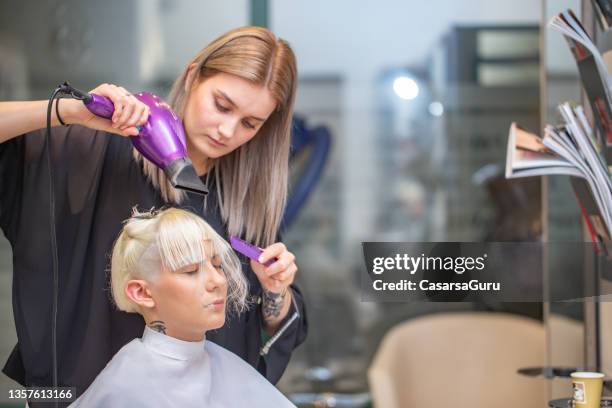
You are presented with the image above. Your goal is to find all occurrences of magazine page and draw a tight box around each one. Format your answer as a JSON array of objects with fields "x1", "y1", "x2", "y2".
[{"x1": 505, "y1": 122, "x2": 578, "y2": 179}]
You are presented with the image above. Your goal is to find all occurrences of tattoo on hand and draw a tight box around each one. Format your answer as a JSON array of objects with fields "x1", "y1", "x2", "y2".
[
  {"x1": 149, "y1": 320, "x2": 167, "y2": 334},
  {"x1": 262, "y1": 288, "x2": 286, "y2": 320}
]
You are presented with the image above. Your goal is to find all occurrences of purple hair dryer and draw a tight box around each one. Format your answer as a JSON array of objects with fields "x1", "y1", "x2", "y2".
[{"x1": 63, "y1": 84, "x2": 207, "y2": 195}]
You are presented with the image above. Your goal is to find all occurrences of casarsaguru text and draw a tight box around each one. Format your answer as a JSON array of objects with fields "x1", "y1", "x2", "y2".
[{"x1": 372, "y1": 279, "x2": 501, "y2": 291}]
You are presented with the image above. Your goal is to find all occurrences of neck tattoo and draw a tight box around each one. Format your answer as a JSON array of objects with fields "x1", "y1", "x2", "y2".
[{"x1": 149, "y1": 320, "x2": 167, "y2": 334}]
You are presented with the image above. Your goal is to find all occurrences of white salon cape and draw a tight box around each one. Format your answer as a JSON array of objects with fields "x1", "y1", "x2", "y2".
[{"x1": 69, "y1": 327, "x2": 296, "y2": 407}]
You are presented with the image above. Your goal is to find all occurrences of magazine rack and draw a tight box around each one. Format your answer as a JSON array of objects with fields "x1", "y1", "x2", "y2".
[
  {"x1": 572, "y1": 0, "x2": 612, "y2": 379},
  {"x1": 536, "y1": 1, "x2": 612, "y2": 404}
]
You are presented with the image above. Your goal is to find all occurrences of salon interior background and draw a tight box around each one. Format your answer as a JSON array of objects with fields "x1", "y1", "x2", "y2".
[{"x1": 0, "y1": 0, "x2": 586, "y2": 406}]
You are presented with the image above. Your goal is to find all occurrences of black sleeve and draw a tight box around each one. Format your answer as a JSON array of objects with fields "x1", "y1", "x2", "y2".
[
  {"x1": 0, "y1": 135, "x2": 25, "y2": 244},
  {"x1": 258, "y1": 283, "x2": 308, "y2": 384},
  {"x1": 0, "y1": 125, "x2": 111, "y2": 386},
  {"x1": 0, "y1": 126, "x2": 109, "y2": 240}
]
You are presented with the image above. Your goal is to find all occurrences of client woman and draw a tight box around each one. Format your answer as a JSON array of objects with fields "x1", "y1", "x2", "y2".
[{"x1": 70, "y1": 207, "x2": 295, "y2": 407}]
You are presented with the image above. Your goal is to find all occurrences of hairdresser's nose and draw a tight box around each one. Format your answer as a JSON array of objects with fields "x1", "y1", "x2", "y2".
[{"x1": 218, "y1": 117, "x2": 239, "y2": 140}]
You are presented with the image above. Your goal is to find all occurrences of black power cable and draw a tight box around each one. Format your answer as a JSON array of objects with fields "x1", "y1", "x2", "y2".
[
  {"x1": 45, "y1": 85, "x2": 62, "y2": 408},
  {"x1": 44, "y1": 82, "x2": 81, "y2": 408}
]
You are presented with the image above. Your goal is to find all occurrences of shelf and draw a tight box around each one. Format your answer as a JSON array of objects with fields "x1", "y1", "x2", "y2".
[{"x1": 549, "y1": 398, "x2": 612, "y2": 407}]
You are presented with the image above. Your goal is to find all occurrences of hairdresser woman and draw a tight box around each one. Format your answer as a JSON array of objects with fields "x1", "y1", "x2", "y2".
[{"x1": 0, "y1": 26, "x2": 307, "y2": 401}]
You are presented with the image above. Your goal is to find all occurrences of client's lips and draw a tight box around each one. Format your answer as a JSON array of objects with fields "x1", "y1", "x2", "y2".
[{"x1": 206, "y1": 298, "x2": 225, "y2": 309}]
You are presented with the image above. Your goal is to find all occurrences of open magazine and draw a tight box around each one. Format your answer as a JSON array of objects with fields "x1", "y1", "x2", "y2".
[
  {"x1": 549, "y1": 8, "x2": 612, "y2": 164},
  {"x1": 506, "y1": 103, "x2": 612, "y2": 244}
]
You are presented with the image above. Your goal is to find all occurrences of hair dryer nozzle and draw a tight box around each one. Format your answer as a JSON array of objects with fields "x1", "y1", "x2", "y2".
[{"x1": 164, "y1": 158, "x2": 208, "y2": 195}]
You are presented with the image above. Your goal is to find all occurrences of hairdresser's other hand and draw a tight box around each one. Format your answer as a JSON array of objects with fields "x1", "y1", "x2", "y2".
[
  {"x1": 250, "y1": 242, "x2": 297, "y2": 294},
  {"x1": 61, "y1": 83, "x2": 149, "y2": 137}
]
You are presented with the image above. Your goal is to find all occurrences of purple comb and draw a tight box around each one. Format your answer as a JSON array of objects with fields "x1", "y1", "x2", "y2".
[{"x1": 230, "y1": 236, "x2": 276, "y2": 267}]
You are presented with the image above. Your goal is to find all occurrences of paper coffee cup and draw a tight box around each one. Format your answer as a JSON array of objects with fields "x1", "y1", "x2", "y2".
[{"x1": 571, "y1": 371, "x2": 605, "y2": 408}]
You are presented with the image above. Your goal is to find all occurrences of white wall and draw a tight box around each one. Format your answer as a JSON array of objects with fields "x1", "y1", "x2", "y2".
[
  {"x1": 272, "y1": 0, "x2": 540, "y2": 76},
  {"x1": 153, "y1": 0, "x2": 249, "y2": 78}
]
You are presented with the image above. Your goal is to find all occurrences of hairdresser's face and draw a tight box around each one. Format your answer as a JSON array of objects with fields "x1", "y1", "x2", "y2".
[
  {"x1": 183, "y1": 72, "x2": 277, "y2": 168},
  {"x1": 149, "y1": 255, "x2": 227, "y2": 341}
]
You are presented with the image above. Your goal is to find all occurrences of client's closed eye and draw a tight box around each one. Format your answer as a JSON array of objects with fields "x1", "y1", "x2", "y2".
[{"x1": 184, "y1": 267, "x2": 199, "y2": 275}]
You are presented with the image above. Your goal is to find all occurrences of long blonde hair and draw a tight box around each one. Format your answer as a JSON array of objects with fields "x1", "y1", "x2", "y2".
[
  {"x1": 134, "y1": 26, "x2": 296, "y2": 247},
  {"x1": 110, "y1": 207, "x2": 248, "y2": 315}
]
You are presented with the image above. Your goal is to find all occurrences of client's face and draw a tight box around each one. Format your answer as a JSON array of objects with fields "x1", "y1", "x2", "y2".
[{"x1": 148, "y1": 254, "x2": 228, "y2": 341}]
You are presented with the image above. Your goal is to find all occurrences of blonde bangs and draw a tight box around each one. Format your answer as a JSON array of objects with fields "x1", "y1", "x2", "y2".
[{"x1": 155, "y1": 210, "x2": 211, "y2": 272}]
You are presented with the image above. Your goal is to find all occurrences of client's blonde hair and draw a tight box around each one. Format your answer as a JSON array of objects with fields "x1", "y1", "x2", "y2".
[{"x1": 110, "y1": 207, "x2": 248, "y2": 315}]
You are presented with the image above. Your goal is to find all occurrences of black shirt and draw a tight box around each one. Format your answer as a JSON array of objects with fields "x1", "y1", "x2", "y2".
[{"x1": 0, "y1": 125, "x2": 307, "y2": 405}]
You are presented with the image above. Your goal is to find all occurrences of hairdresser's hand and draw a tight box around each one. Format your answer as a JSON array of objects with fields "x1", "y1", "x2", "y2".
[
  {"x1": 250, "y1": 242, "x2": 297, "y2": 294},
  {"x1": 61, "y1": 83, "x2": 149, "y2": 137},
  {"x1": 251, "y1": 242, "x2": 296, "y2": 333}
]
